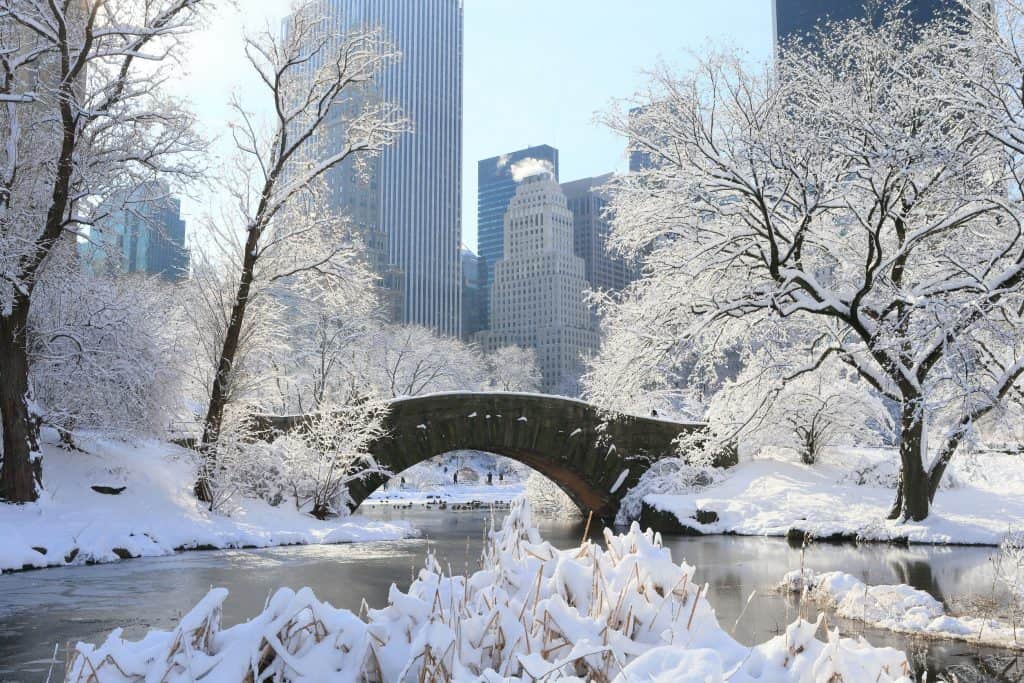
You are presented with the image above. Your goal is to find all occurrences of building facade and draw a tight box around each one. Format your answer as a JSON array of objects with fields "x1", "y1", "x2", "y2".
[
  {"x1": 291, "y1": 0, "x2": 463, "y2": 335},
  {"x1": 478, "y1": 172, "x2": 598, "y2": 394},
  {"x1": 773, "y1": 0, "x2": 963, "y2": 50},
  {"x1": 460, "y1": 247, "x2": 483, "y2": 340},
  {"x1": 477, "y1": 144, "x2": 559, "y2": 330},
  {"x1": 562, "y1": 173, "x2": 638, "y2": 294},
  {"x1": 82, "y1": 181, "x2": 189, "y2": 281}
]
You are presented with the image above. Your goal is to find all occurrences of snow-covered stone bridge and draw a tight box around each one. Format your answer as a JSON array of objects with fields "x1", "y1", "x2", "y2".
[{"x1": 253, "y1": 392, "x2": 714, "y2": 520}]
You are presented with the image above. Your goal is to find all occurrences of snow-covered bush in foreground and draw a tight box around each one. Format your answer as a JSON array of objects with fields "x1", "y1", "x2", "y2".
[
  {"x1": 68, "y1": 499, "x2": 912, "y2": 682},
  {"x1": 781, "y1": 569, "x2": 1024, "y2": 650}
]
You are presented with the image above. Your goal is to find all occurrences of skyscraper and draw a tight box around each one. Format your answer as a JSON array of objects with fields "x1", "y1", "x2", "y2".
[
  {"x1": 82, "y1": 181, "x2": 189, "y2": 282},
  {"x1": 562, "y1": 173, "x2": 638, "y2": 294},
  {"x1": 460, "y1": 247, "x2": 483, "y2": 340},
  {"x1": 478, "y1": 172, "x2": 598, "y2": 394},
  {"x1": 291, "y1": 0, "x2": 464, "y2": 336},
  {"x1": 477, "y1": 144, "x2": 559, "y2": 330},
  {"x1": 773, "y1": 0, "x2": 963, "y2": 50}
]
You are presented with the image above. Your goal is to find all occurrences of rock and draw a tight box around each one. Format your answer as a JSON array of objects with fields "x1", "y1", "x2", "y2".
[
  {"x1": 694, "y1": 509, "x2": 719, "y2": 525},
  {"x1": 31, "y1": 546, "x2": 47, "y2": 555},
  {"x1": 786, "y1": 528, "x2": 857, "y2": 546},
  {"x1": 786, "y1": 528, "x2": 809, "y2": 546},
  {"x1": 91, "y1": 485, "x2": 127, "y2": 495},
  {"x1": 112, "y1": 547, "x2": 135, "y2": 560},
  {"x1": 64, "y1": 547, "x2": 79, "y2": 563},
  {"x1": 639, "y1": 501, "x2": 704, "y2": 536}
]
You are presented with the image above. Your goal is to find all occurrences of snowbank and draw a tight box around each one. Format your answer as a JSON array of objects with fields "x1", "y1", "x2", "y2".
[
  {"x1": 0, "y1": 433, "x2": 411, "y2": 573},
  {"x1": 781, "y1": 568, "x2": 1024, "y2": 650},
  {"x1": 643, "y1": 451, "x2": 1024, "y2": 545},
  {"x1": 67, "y1": 498, "x2": 913, "y2": 682}
]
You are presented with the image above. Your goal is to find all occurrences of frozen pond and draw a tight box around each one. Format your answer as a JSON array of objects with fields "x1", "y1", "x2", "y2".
[{"x1": 1, "y1": 506, "x2": 1020, "y2": 681}]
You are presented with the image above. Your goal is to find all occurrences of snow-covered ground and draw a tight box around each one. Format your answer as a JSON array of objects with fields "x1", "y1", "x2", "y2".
[
  {"x1": 66, "y1": 498, "x2": 914, "y2": 682},
  {"x1": 644, "y1": 449, "x2": 1024, "y2": 546},
  {"x1": 0, "y1": 431, "x2": 411, "y2": 573},
  {"x1": 364, "y1": 450, "x2": 527, "y2": 507},
  {"x1": 781, "y1": 568, "x2": 1024, "y2": 650}
]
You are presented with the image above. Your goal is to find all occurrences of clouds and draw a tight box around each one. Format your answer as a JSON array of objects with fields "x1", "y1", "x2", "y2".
[{"x1": 510, "y1": 157, "x2": 555, "y2": 182}]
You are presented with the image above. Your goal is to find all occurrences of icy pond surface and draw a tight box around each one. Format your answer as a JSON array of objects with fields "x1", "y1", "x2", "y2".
[{"x1": 1, "y1": 507, "x2": 1020, "y2": 681}]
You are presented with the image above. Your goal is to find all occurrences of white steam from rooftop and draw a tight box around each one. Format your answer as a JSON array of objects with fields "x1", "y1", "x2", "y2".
[{"x1": 510, "y1": 157, "x2": 555, "y2": 182}]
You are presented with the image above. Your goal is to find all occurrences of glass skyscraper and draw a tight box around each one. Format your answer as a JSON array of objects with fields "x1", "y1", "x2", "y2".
[
  {"x1": 476, "y1": 144, "x2": 559, "y2": 331},
  {"x1": 562, "y1": 174, "x2": 638, "y2": 295},
  {"x1": 773, "y1": 0, "x2": 963, "y2": 50},
  {"x1": 82, "y1": 181, "x2": 189, "y2": 282},
  {"x1": 291, "y1": 0, "x2": 464, "y2": 336}
]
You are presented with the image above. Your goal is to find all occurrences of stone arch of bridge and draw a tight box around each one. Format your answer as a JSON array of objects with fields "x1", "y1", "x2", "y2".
[{"x1": 253, "y1": 392, "x2": 712, "y2": 521}]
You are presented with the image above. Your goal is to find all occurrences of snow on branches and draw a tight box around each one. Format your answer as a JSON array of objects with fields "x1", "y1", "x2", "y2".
[
  {"x1": 0, "y1": 0, "x2": 206, "y2": 501},
  {"x1": 594, "y1": 6, "x2": 1024, "y2": 521},
  {"x1": 194, "y1": 3, "x2": 408, "y2": 503}
]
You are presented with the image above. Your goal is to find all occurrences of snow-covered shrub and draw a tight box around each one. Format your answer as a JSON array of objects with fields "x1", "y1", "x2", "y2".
[
  {"x1": 994, "y1": 531, "x2": 1024, "y2": 635},
  {"x1": 68, "y1": 498, "x2": 913, "y2": 682},
  {"x1": 272, "y1": 400, "x2": 389, "y2": 519},
  {"x1": 195, "y1": 412, "x2": 257, "y2": 514},
  {"x1": 524, "y1": 471, "x2": 580, "y2": 518},
  {"x1": 28, "y1": 262, "x2": 183, "y2": 443},
  {"x1": 615, "y1": 456, "x2": 721, "y2": 525}
]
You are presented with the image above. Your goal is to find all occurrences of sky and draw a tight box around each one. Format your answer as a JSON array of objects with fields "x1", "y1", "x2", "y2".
[{"x1": 172, "y1": 1, "x2": 774, "y2": 252}]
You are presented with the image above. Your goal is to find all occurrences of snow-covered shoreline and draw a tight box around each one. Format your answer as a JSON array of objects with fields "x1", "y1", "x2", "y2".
[
  {"x1": 641, "y1": 452, "x2": 1024, "y2": 547},
  {"x1": 0, "y1": 435, "x2": 412, "y2": 574},
  {"x1": 781, "y1": 568, "x2": 1024, "y2": 651}
]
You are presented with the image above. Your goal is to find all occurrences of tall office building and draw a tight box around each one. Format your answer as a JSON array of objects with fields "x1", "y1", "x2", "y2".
[
  {"x1": 477, "y1": 145, "x2": 559, "y2": 330},
  {"x1": 478, "y1": 172, "x2": 598, "y2": 394},
  {"x1": 773, "y1": 0, "x2": 963, "y2": 50},
  {"x1": 562, "y1": 173, "x2": 638, "y2": 294},
  {"x1": 82, "y1": 181, "x2": 189, "y2": 282},
  {"x1": 460, "y1": 247, "x2": 483, "y2": 340},
  {"x1": 289, "y1": 0, "x2": 463, "y2": 335}
]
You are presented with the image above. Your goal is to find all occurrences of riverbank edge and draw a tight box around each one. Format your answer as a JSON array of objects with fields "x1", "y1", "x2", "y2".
[
  {"x1": 636, "y1": 456, "x2": 1024, "y2": 547},
  {"x1": 639, "y1": 498, "x2": 1005, "y2": 548},
  {"x1": 0, "y1": 526, "x2": 421, "y2": 576}
]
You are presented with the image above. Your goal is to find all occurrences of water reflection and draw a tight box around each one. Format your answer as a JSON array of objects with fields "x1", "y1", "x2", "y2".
[{"x1": 0, "y1": 507, "x2": 1017, "y2": 681}]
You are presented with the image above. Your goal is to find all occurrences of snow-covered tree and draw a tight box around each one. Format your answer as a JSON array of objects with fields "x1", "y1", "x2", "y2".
[
  {"x1": 0, "y1": 0, "x2": 205, "y2": 502},
  {"x1": 486, "y1": 345, "x2": 542, "y2": 392},
  {"x1": 359, "y1": 324, "x2": 488, "y2": 399},
  {"x1": 194, "y1": 5, "x2": 407, "y2": 503},
  {"x1": 699, "y1": 352, "x2": 891, "y2": 465},
  {"x1": 598, "y1": 9, "x2": 1024, "y2": 521},
  {"x1": 28, "y1": 257, "x2": 183, "y2": 446}
]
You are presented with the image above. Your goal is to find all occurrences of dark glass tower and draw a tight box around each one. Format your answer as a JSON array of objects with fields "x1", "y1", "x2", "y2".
[
  {"x1": 83, "y1": 181, "x2": 189, "y2": 282},
  {"x1": 773, "y1": 0, "x2": 963, "y2": 50},
  {"x1": 562, "y1": 174, "x2": 639, "y2": 295},
  {"x1": 476, "y1": 144, "x2": 559, "y2": 331}
]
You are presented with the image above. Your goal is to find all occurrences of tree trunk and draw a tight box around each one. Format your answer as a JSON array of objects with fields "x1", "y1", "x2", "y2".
[
  {"x1": 194, "y1": 227, "x2": 262, "y2": 504},
  {"x1": 890, "y1": 401, "x2": 931, "y2": 522},
  {"x1": 0, "y1": 310, "x2": 42, "y2": 503}
]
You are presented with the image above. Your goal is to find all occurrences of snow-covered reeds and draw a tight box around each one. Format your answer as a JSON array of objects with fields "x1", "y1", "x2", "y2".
[{"x1": 68, "y1": 498, "x2": 913, "y2": 682}]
